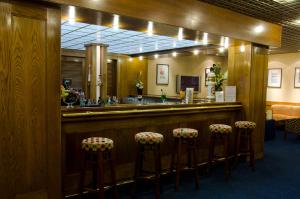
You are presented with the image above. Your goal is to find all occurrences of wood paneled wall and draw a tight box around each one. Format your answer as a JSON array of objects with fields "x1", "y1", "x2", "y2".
[
  {"x1": 117, "y1": 56, "x2": 148, "y2": 98},
  {"x1": 0, "y1": 1, "x2": 61, "y2": 199},
  {"x1": 228, "y1": 44, "x2": 268, "y2": 158},
  {"x1": 61, "y1": 56, "x2": 85, "y2": 89}
]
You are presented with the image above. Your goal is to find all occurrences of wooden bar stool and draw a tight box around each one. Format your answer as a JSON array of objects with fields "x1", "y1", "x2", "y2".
[
  {"x1": 170, "y1": 128, "x2": 199, "y2": 191},
  {"x1": 208, "y1": 124, "x2": 232, "y2": 179},
  {"x1": 132, "y1": 132, "x2": 164, "y2": 199},
  {"x1": 79, "y1": 137, "x2": 118, "y2": 199},
  {"x1": 235, "y1": 121, "x2": 256, "y2": 171}
]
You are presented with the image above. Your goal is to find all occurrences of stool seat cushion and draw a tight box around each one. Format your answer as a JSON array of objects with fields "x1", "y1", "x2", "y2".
[
  {"x1": 173, "y1": 128, "x2": 198, "y2": 138},
  {"x1": 235, "y1": 121, "x2": 256, "y2": 129},
  {"x1": 135, "y1": 132, "x2": 164, "y2": 144},
  {"x1": 209, "y1": 124, "x2": 232, "y2": 134},
  {"x1": 82, "y1": 137, "x2": 114, "y2": 151}
]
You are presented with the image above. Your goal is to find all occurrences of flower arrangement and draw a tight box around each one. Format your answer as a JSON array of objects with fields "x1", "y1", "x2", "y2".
[
  {"x1": 160, "y1": 89, "x2": 167, "y2": 102},
  {"x1": 210, "y1": 64, "x2": 226, "y2": 91},
  {"x1": 136, "y1": 80, "x2": 144, "y2": 90}
]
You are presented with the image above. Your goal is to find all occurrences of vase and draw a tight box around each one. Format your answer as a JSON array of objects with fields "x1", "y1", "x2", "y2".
[{"x1": 137, "y1": 88, "x2": 143, "y2": 95}]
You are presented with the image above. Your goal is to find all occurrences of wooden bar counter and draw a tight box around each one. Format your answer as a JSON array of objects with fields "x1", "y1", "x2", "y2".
[{"x1": 61, "y1": 102, "x2": 242, "y2": 195}]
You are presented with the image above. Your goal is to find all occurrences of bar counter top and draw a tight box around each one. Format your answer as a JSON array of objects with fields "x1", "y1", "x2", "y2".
[{"x1": 61, "y1": 102, "x2": 242, "y2": 121}]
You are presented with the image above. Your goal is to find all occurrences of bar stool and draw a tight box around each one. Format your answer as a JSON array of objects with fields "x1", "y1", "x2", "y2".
[
  {"x1": 235, "y1": 121, "x2": 256, "y2": 171},
  {"x1": 170, "y1": 128, "x2": 199, "y2": 191},
  {"x1": 79, "y1": 137, "x2": 118, "y2": 199},
  {"x1": 132, "y1": 132, "x2": 164, "y2": 199},
  {"x1": 208, "y1": 124, "x2": 232, "y2": 179}
]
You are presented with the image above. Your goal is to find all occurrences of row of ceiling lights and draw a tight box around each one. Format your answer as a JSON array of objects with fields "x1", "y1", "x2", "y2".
[{"x1": 68, "y1": 6, "x2": 258, "y2": 56}]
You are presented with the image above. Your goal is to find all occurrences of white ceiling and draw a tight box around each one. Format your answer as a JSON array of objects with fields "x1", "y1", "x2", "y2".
[{"x1": 61, "y1": 21, "x2": 202, "y2": 55}]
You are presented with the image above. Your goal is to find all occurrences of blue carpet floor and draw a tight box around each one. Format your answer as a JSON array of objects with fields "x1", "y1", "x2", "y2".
[{"x1": 118, "y1": 131, "x2": 300, "y2": 199}]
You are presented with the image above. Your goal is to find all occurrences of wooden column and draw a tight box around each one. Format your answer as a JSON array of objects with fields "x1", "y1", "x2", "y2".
[
  {"x1": 0, "y1": 1, "x2": 61, "y2": 199},
  {"x1": 85, "y1": 44, "x2": 108, "y2": 100},
  {"x1": 228, "y1": 43, "x2": 268, "y2": 159}
]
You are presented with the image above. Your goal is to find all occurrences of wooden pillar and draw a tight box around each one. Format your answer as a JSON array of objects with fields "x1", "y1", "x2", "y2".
[
  {"x1": 85, "y1": 44, "x2": 108, "y2": 100},
  {"x1": 0, "y1": 1, "x2": 61, "y2": 199},
  {"x1": 228, "y1": 43, "x2": 268, "y2": 159}
]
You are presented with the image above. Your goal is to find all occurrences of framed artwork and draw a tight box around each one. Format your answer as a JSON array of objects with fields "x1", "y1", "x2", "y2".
[
  {"x1": 294, "y1": 67, "x2": 300, "y2": 88},
  {"x1": 156, "y1": 64, "x2": 169, "y2": 85},
  {"x1": 268, "y1": 68, "x2": 282, "y2": 88},
  {"x1": 205, "y1": 67, "x2": 211, "y2": 86}
]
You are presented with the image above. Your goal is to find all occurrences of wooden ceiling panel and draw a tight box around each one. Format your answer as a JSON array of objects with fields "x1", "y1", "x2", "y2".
[{"x1": 199, "y1": 0, "x2": 300, "y2": 54}]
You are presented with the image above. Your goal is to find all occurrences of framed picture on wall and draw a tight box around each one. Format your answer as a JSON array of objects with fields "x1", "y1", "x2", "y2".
[
  {"x1": 156, "y1": 64, "x2": 169, "y2": 85},
  {"x1": 205, "y1": 67, "x2": 211, "y2": 86},
  {"x1": 268, "y1": 68, "x2": 282, "y2": 88},
  {"x1": 294, "y1": 68, "x2": 300, "y2": 88}
]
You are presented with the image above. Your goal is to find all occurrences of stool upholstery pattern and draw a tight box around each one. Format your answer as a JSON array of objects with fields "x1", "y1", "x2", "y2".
[
  {"x1": 209, "y1": 124, "x2": 232, "y2": 134},
  {"x1": 173, "y1": 128, "x2": 198, "y2": 138},
  {"x1": 81, "y1": 137, "x2": 114, "y2": 152},
  {"x1": 235, "y1": 121, "x2": 256, "y2": 129},
  {"x1": 135, "y1": 132, "x2": 164, "y2": 144}
]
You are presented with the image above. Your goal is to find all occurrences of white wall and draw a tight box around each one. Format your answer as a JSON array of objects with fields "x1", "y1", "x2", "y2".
[
  {"x1": 267, "y1": 52, "x2": 300, "y2": 103},
  {"x1": 147, "y1": 54, "x2": 227, "y2": 98}
]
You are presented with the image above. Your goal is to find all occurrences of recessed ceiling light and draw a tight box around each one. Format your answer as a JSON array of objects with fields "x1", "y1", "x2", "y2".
[
  {"x1": 112, "y1": 14, "x2": 119, "y2": 30},
  {"x1": 139, "y1": 56, "x2": 143, "y2": 61},
  {"x1": 68, "y1": 6, "x2": 76, "y2": 25},
  {"x1": 147, "y1": 21, "x2": 153, "y2": 36},
  {"x1": 254, "y1": 25, "x2": 264, "y2": 33},
  {"x1": 193, "y1": 49, "x2": 199, "y2": 55},
  {"x1": 298, "y1": 49, "x2": 300, "y2": 52},
  {"x1": 295, "y1": 19, "x2": 300, "y2": 24},
  {"x1": 107, "y1": 59, "x2": 112, "y2": 63},
  {"x1": 128, "y1": 57, "x2": 133, "y2": 62},
  {"x1": 220, "y1": 36, "x2": 225, "y2": 47},
  {"x1": 139, "y1": 46, "x2": 143, "y2": 53},
  {"x1": 154, "y1": 54, "x2": 159, "y2": 59},
  {"x1": 172, "y1": 51, "x2": 177, "y2": 57},
  {"x1": 178, "y1": 27, "x2": 183, "y2": 41}
]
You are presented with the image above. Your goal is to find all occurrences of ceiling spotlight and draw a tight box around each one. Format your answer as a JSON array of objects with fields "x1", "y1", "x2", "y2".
[
  {"x1": 154, "y1": 54, "x2": 159, "y2": 59},
  {"x1": 139, "y1": 46, "x2": 143, "y2": 53},
  {"x1": 219, "y1": 47, "x2": 224, "y2": 53},
  {"x1": 254, "y1": 25, "x2": 264, "y2": 33},
  {"x1": 193, "y1": 49, "x2": 199, "y2": 55},
  {"x1": 203, "y1": 32, "x2": 208, "y2": 45},
  {"x1": 68, "y1": 6, "x2": 76, "y2": 25},
  {"x1": 172, "y1": 51, "x2": 177, "y2": 57},
  {"x1": 113, "y1": 14, "x2": 119, "y2": 30},
  {"x1": 139, "y1": 56, "x2": 143, "y2": 61},
  {"x1": 220, "y1": 36, "x2": 225, "y2": 47},
  {"x1": 129, "y1": 57, "x2": 133, "y2": 62},
  {"x1": 107, "y1": 59, "x2": 112, "y2": 63},
  {"x1": 178, "y1": 27, "x2": 183, "y2": 40},
  {"x1": 147, "y1": 21, "x2": 153, "y2": 36},
  {"x1": 240, "y1": 44, "x2": 245, "y2": 52},
  {"x1": 295, "y1": 19, "x2": 300, "y2": 24}
]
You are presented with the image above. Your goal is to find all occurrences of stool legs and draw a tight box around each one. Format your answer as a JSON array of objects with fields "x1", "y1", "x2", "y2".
[
  {"x1": 235, "y1": 128, "x2": 255, "y2": 171},
  {"x1": 249, "y1": 132, "x2": 255, "y2": 171},
  {"x1": 224, "y1": 134, "x2": 230, "y2": 179},
  {"x1": 174, "y1": 138, "x2": 199, "y2": 191},
  {"x1": 98, "y1": 152, "x2": 105, "y2": 199},
  {"x1": 109, "y1": 152, "x2": 118, "y2": 199},
  {"x1": 175, "y1": 138, "x2": 182, "y2": 191},
  {"x1": 208, "y1": 133, "x2": 231, "y2": 178},
  {"x1": 154, "y1": 145, "x2": 162, "y2": 199},
  {"x1": 132, "y1": 144, "x2": 161, "y2": 199}
]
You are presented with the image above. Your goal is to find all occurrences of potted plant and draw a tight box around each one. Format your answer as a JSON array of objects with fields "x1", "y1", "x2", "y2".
[
  {"x1": 210, "y1": 64, "x2": 226, "y2": 91},
  {"x1": 160, "y1": 89, "x2": 167, "y2": 103}
]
